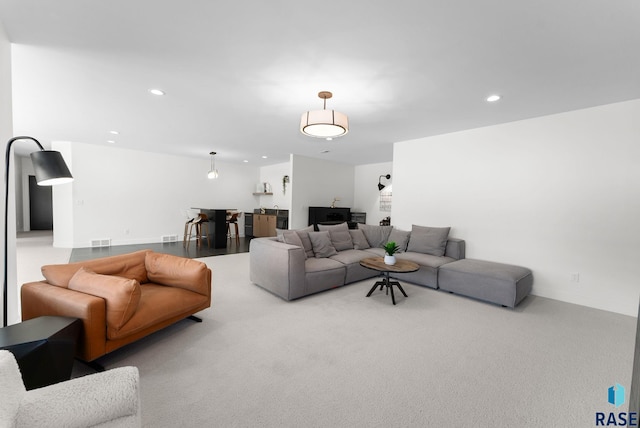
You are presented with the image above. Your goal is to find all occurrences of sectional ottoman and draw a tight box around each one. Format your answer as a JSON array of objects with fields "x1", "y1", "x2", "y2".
[{"x1": 439, "y1": 259, "x2": 533, "y2": 308}]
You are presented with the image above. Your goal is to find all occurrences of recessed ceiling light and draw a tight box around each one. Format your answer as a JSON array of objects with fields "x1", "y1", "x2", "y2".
[
  {"x1": 149, "y1": 89, "x2": 165, "y2": 96},
  {"x1": 243, "y1": 160, "x2": 249, "y2": 163},
  {"x1": 107, "y1": 140, "x2": 115, "y2": 144},
  {"x1": 109, "y1": 130, "x2": 119, "y2": 135},
  {"x1": 261, "y1": 155, "x2": 268, "y2": 159},
  {"x1": 486, "y1": 94, "x2": 501, "y2": 102}
]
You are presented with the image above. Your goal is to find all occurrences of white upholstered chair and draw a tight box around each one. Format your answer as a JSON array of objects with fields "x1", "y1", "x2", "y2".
[{"x1": 0, "y1": 350, "x2": 140, "y2": 427}]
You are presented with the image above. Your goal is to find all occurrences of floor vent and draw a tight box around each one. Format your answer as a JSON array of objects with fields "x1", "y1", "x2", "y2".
[
  {"x1": 91, "y1": 239, "x2": 111, "y2": 248},
  {"x1": 161, "y1": 234, "x2": 179, "y2": 243}
]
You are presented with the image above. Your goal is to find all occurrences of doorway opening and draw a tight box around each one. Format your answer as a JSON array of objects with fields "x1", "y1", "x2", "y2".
[{"x1": 28, "y1": 175, "x2": 53, "y2": 230}]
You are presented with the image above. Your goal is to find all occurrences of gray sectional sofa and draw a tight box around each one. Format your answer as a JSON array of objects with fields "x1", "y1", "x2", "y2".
[
  {"x1": 249, "y1": 222, "x2": 532, "y2": 307},
  {"x1": 250, "y1": 223, "x2": 459, "y2": 298}
]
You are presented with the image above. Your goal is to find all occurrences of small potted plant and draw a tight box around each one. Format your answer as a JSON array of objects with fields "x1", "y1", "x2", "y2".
[{"x1": 382, "y1": 241, "x2": 400, "y2": 265}]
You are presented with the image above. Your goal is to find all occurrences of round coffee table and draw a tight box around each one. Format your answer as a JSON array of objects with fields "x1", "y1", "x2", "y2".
[{"x1": 360, "y1": 257, "x2": 419, "y2": 305}]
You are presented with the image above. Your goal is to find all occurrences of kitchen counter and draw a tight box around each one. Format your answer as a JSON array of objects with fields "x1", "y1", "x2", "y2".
[
  {"x1": 249, "y1": 209, "x2": 288, "y2": 235},
  {"x1": 254, "y1": 208, "x2": 288, "y2": 218},
  {"x1": 191, "y1": 208, "x2": 236, "y2": 248}
]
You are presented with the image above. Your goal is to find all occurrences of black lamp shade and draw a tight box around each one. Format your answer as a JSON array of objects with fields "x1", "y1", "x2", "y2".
[
  {"x1": 378, "y1": 174, "x2": 391, "y2": 191},
  {"x1": 30, "y1": 150, "x2": 73, "y2": 186}
]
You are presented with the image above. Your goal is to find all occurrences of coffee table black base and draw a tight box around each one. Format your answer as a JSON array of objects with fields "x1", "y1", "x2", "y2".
[
  {"x1": 0, "y1": 316, "x2": 81, "y2": 390},
  {"x1": 366, "y1": 272, "x2": 408, "y2": 305}
]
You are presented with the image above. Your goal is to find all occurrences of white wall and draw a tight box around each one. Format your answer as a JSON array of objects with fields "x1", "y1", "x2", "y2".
[
  {"x1": 56, "y1": 147, "x2": 375, "y2": 245},
  {"x1": 0, "y1": 22, "x2": 16, "y2": 324},
  {"x1": 393, "y1": 99, "x2": 640, "y2": 316},
  {"x1": 258, "y1": 161, "x2": 291, "y2": 210},
  {"x1": 354, "y1": 162, "x2": 393, "y2": 225},
  {"x1": 52, "y1": 141, "x2": 74, "y2": 247},
  {"x1": 289, "y1": 155, "x2": 355, "y2": 229},
  {"x1": 16, "y1": 155, "x2": 34, "y2": 231},
  {"x1": 58, "y1": 142, "x2": 259, "y2": 247},
  {"x1": 0, "y1": 25, "x2": 11, "y2": 138}
]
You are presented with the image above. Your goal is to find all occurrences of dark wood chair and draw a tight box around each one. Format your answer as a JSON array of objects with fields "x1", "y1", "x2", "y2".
[
  {"x1": 226, "y1": 212, "x2": 241, "y2": 245},
  {"x1": 185, "y1": 213, "x2": 210, "y2": 249}
]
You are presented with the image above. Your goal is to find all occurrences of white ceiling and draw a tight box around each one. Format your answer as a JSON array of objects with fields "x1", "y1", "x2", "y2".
[{"x1": 1, "y1": 0, "x2": 639, "y2": 165}]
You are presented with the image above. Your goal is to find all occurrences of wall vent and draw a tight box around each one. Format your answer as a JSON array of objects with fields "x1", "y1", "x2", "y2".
[
  {"x1": 90, "y1": 239, "x2": 111, "y2": 248},
  {"x1": 161, "y1": 234, "x2": 179, "y2": 243}
]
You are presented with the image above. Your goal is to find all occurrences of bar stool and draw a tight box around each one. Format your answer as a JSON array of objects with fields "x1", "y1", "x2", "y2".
[
  {"x1": 183, "y1": 218, "x2": 196, "y2": 248},
  {"x1": 182, "y1": 209, "x2": 200, "y2": 248},
  {"x1": 226, "y1": 212, "x2": 241, "y2": 245},
  {"x1": 185, "y1": 213, "x2": 210, "y2": 249}
]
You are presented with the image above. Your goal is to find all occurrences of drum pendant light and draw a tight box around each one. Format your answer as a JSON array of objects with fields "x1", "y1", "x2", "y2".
[{"x1": 300, "y1": 91, "x2": 349, "y2": 139}]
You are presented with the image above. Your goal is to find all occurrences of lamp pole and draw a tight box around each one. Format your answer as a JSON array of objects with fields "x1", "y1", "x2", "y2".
[{"x1": 3, "y1": 136, "x2": 73, "y2": 327}]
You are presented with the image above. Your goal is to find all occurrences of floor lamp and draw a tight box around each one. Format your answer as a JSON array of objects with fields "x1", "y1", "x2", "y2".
[{"x1": 3, "y1": 136, "x2": 73, "y2": 327}]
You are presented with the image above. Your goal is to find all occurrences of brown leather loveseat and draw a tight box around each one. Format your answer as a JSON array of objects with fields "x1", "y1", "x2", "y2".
[{"x1": 21, "y1": 250, "x2": 211, "y2": 363}]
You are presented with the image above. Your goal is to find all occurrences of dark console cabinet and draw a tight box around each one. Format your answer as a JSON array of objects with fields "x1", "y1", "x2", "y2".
[{"x1": 309, "y1": 206, "x2": 360, "y2": 230}]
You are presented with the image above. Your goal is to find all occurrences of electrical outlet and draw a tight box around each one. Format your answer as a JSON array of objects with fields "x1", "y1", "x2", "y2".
[{"x1": 570, "y1": 272, "x2": 580, "y2": 283}]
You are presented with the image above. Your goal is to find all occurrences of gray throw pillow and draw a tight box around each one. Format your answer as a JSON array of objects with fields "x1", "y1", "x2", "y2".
[
  {"x1": 406, "y1": 225, "x2": 450, "y2": 257},
  {"x1": 358, "y1": 224, "x2": 393, "y2": 248},
  {"x1": 317, "y1": 222, "x2": 348, "y2": 231},
  {"x1": 318, "y1": 222, "x2": 353, "y2": 251},
  {"x1": 388, "y1": 228, "x2": 410, "y2": 252},
  {"x1": 293, "y1": 226, "x2": 315, "y2": 258},
  {"x1": 308, "y1": 231, "x2": 338, "y2": 258},
  {"x1": 282, "y1": 230, "x2": 307, "y2": 259},
  {"x1": 349, "y1": 229, "x2": 370, "y2": 250}
]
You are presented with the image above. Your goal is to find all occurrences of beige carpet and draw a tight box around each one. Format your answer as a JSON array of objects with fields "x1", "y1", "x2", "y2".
[{"x1": 65, "y1": 252, "x2": 637, "y2": 428}]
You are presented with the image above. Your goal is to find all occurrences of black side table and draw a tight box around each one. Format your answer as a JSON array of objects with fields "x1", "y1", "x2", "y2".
[{"x1": 0, "y1": 316, "x2": 81, "y2": 390}]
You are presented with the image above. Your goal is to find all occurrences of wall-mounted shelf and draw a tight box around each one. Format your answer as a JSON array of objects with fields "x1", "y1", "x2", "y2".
[{"x1": 252, "y1": 192, "x2": 273, "y2": 195}]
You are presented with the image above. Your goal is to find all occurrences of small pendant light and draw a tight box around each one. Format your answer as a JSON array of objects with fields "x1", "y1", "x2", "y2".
[{"x1": 207, "y1": 151, "x2": 219, "y2": 179}]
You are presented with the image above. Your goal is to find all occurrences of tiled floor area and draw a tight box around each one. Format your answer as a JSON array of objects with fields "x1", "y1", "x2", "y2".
[{"x1": 69, "y1": 237, "x2": 251, "y2": 262}]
